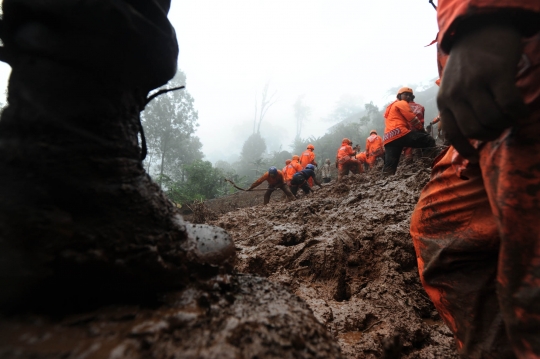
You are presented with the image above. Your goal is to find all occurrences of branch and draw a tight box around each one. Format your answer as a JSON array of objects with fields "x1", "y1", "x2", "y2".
[{"x1": 145, "y1": 86, "x2": 185, "y2": 106}]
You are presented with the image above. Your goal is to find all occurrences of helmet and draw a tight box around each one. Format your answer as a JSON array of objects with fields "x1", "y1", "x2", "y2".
[
  {"x1": 307, "y1": 144, "x2": 315, "y2": 150},
  {"x1": 292, "y1": 155, "x2": 300, "y2": 161},
  {"x1": 285, "y1": 159, "x2": 291, "y2": 165},
  {"x1": 342, "y1": 137, "x2": 351, "y2": 144},
  {"x1": 268, "y1": 166, "x2": 278, "y2": 176},
  {"x1": 370, "y1": 129, "x2": 377, "y2": 135},
  {"x1": 397, "y1": 87, "x2": 413, "y2": 96},
  {"x1": 306, "y1": 164, "x2": 315, "y2": 170}
]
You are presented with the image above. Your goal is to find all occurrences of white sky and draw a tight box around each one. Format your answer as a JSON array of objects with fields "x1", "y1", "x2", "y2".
[{"x1": 0, "y1": 0, "x2": 440, "y2": 164}]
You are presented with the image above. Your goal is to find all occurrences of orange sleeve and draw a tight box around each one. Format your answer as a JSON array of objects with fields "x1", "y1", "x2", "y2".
[
  {"x1": 395, "y1": 101, "x2": 417, "y2": 122},
  {"x1": 294, "y1": 162, "x2": 302, "y2": 171},
  {"x1": 438, "y1": 0, "x2": 540, "y2": 53},
  {"x1": 251, "y1": 172, "x2": 269, "y2": 188}
]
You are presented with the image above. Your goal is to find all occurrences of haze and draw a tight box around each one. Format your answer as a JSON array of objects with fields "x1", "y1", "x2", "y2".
[{"x1": 0, "y1": 0, "x2": 440, "y2": 163}]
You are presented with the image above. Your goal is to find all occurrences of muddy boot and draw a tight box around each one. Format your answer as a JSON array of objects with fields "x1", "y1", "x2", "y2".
[{"x1": 0, "y1": 0, "x2": 234, "y2": 312}]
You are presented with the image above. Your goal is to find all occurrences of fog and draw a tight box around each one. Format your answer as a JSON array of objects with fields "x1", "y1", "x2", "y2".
[{"x1": 0, "y1": 0, "x2": 440, "y2": 164}]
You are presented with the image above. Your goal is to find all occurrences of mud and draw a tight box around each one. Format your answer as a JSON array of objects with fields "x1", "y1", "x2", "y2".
[
  {"x1": 0, "y1": 275, "x2": 341, "y2": 359},
  {"x1": 211, "y1": 158, "x2": 459, "y2": 359}
]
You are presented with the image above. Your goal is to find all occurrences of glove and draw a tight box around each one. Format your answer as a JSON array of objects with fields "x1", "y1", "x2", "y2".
[{"x1": 438, "y1": 24, "x2": 528, "y2": 162}]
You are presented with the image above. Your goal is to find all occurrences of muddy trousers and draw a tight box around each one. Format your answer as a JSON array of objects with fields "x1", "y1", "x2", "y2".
[
  {"x1": 410, "y1": 120, "x2": 540, "y2": 358},
  {"x1": 383, "y1": 131, "x2": 435, "y2": 175},
  {"x1": 290, "y1": 182, "x2": 311, "y2": 196},
  {"x1": 337, "y1": 159, "x2": 362, "y2": 181},
  {"x1": 264, "y1": 183, "x2": 295, "y2": 205}
]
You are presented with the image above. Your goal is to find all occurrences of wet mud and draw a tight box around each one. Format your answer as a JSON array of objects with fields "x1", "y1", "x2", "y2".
[
  {"x1": 0, "y1": 275, "x2": 341, "y2": 359},
  {"x1": 211, "y1": 159, "x2": 459, "y2": 359}
]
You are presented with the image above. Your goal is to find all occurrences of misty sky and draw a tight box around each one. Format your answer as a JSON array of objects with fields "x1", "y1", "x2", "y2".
[{"x1": 0, "y1": 0, "x2": 440, "y2": 164}]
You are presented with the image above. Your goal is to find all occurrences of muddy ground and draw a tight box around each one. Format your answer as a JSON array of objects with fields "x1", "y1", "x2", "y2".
[{"x1": 209, "y1": 157, "x2": 459, "y2": 359}]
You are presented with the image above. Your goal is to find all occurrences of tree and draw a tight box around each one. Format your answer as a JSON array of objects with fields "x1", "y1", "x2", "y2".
[
  {"x1": 293, "y1": 95, "x2": 311, "y2": 138},
  {"x1": 142, "y1": 70, "x2": 203, "y2": 184},
  {"x1": 253, "y1": 81, "x2": 277, "y2": 134}
]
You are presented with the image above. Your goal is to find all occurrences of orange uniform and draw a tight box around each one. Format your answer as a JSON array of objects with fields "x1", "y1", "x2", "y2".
[
  {"x1": 299, "y1": 150, "x2": 316, "y2": 168},
  {"x1": 403, "y1": 101, "x2": 426, "y2": 159},
  {"x1": 249, "y1": 170, "x2": 295, "y2": 205},
  {"x1": 365, "y1": 134, "x2": 384, "y2": 168},
  {"x1": 336, "y1": 140, "x2": 361, "y2": 181},
  {"x1": 354, "y1": 152, "x2": 367, "y2": 173},
  {"x1": 383, "y1": 100, "x2": 423, "y2": 144},
  {"x1": 410, "y1": 1, "x2": 540, "y2": 357},
  {"x1": 284, "y1": 161, "x2": 302, "y2": 183},
  {"x1": 300, "y1": 149, "x2": 316, "y2": 186}
]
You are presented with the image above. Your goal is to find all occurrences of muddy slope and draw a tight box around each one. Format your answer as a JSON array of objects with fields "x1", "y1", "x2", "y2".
[{"x1": 211, "y1": 162, "x2": 459, "y2": 359}]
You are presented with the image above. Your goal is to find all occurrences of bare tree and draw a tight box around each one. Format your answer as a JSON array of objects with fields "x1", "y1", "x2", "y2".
[{"x1": 253, "y1": 81, "x2": 277, "y2": 135}]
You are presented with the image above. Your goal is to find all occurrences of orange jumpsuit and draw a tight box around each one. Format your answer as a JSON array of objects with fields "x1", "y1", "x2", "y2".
[
  {"x1": 249, "y1": 170, "x2": 296, "y2": 205},
  {"x1": 299, "y1": 149, "x2": 316, "y2": 186},
  {"x1": 284, "y1": 161, "x2": 302, "y2": 184},
  {"x1": 383, "y1": 100, "x2": 434, "y2": 175},
  {"x1": 355, "y1": 152, "x2": 367, "y2": 172},
  {"x1": 410, "y1": 1, "x2": 540, "y2": 357},
  {"x1": 403, "y1": 101, "x2": 426, "y2": 160},
  {"x1": 365, "y1": 134, "x2": 384, "y2": 168},
  {"x1": 336, "y1": 143, "x2": 360, "y2": 180}
]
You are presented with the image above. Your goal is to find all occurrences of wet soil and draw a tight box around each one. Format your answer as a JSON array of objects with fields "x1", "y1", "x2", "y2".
[
  {"x1": 210, "y1": 158, "x2": 459, "y2": 359},
  {"x1": 0, "y1": 275, "x2": 341, "y2": 359}
]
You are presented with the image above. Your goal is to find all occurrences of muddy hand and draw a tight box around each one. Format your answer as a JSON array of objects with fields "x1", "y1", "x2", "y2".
[{"x1": 437, "y1": 24, "x2": 528, "y2": 162}]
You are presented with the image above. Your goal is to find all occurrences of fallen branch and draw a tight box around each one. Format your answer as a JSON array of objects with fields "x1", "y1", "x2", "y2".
[
  {"x1": 362, "y1": 320, "x2": 383, "y2": 333},
  {"x1": 224, "y1": 178, "x2": 273, "y2": 192}
]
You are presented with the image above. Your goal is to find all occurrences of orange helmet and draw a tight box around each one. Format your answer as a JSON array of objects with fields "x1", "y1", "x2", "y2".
[
  {"x1": 285, "y1": 159, "x2": 291, "y2": 165},
  {"x1": 342, "y1": 138, "x2": 351, "y2": 144},
  {"x1": 370, "y1": 129, "x2": 377, "y2": 135},
  {"x1": 397, "y1": 87, "x2": 413, "y2": 96},
  {"x1": 307, "y1": 144, "x2": 315, "y2": 150},
  {"x1": 292, "y1": 155, "x2": 300, "y2": 160}
]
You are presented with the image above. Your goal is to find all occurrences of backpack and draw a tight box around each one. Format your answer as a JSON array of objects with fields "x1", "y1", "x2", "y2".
[{"x1": 291, "y1": 172, "x2": 306, "y2": 186}]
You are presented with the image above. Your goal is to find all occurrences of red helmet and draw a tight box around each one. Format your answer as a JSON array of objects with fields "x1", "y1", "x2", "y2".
[
  {"x1": 307, "y1": 144, "x2": 315, "y2": 150},
  {"x1": 285, "y1": 159, "x2": 291, "y2": 164}
]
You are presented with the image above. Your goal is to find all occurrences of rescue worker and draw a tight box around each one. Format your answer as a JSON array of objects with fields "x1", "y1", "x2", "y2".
[
  {"x1": 410, "y1": 1, "x2": 540, "y2": 357},
  {"x1": 336, "y1": 138, "x2": 362, "y2": 181},
  {"x1": 403, "y1": 97, "x2": 426, "y2": 161},
  {"x1": 382, "y1": 87, "x2": 435, "y2": 175},
  {"x1": 289, "y1": 164, "x2": 322, "y2": 196},
  {"x1": 299, "y1": 144, "x2": 318, "y2": 168},
  {"x1": 355, "y1": 152, "x2": 368, "y2": 172},
  {"x1": 282, "y1": 159, "x2": 291, "y2": 180},
  {"x1": 321, "y1": 159, "x2": 332, "y2": 183},
  {"x1": 365, "y1": 130, "x2": 384, "y2": 169},
  {"x1": 285, "y1": 156, "x2": 303, "y2": 185},
  {"x1": 300, "y1": 144, "x2": 318, "y2": 187},
  {"x1": 248, "y1": 166, "x2": 296, "y2": 205}
]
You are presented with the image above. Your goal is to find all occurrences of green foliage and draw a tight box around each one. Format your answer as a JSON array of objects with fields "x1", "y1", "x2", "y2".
[
  {"x1": 160, "y1": 160, "x2": 226, "y2": 204},
  {"x1": 142, "y1": 70, "x2": 203, "y2": 184}
]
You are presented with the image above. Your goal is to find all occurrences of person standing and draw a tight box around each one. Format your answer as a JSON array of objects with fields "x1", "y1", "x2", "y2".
[
  {"x1": 382, "y1": 87, "x2": 435, "y2": 175},
  {"x1": 410, "y1": 0, "x2": 540, "y2": 357},
  {"x1": 321, "y1": 159, "x2": 332, "y2": 183}
]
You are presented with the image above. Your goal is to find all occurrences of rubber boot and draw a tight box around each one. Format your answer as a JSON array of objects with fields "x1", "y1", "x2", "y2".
[{"x1": 0, "y1": 0, "x2": 235, "y2": 312}]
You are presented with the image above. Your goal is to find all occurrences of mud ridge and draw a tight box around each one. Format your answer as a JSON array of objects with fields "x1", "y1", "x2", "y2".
[{"x1": 211, "y1": 159, "x2": 459, "y2": 359}]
